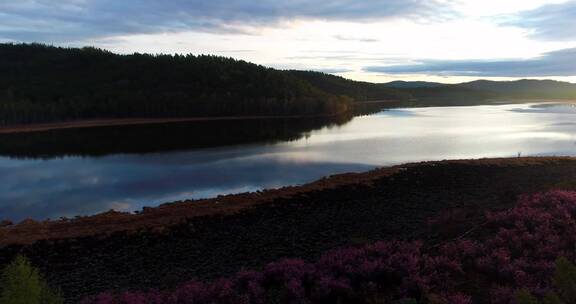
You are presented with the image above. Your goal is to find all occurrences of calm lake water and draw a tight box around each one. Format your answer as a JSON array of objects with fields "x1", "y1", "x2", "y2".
[{"x1": 2, "y1": 102, "x2": 576, "y2": 221}]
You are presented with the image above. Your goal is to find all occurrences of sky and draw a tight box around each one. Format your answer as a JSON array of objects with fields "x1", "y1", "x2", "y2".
[{"x1": 1, "y1": 0, "x2": 576, "y2": 83}]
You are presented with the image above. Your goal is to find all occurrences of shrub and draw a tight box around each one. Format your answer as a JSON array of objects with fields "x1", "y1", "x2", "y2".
[
  {"x1": 515, "y1": 289, "x2": 538, "y2": 304},
  {"x1": 81, "y1": 190, "x2": 576, "y2": 304},
  {"x1": 553, "y1": 257, "x2": 576, "y2": 303},
  {"x1": 542, "y1": 292, "x2": 564, "y2": 304},
  {"x1": 397, "y1": 299, "x2": 418, "y2": 304},
  {"x1": 0, "y1": 255, "x2": 63, "y2": 304}
]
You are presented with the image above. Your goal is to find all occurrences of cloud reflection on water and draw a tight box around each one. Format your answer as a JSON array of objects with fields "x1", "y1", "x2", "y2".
[{"x1": 2, "y1": 102, "x2": 576, "y2": 221}]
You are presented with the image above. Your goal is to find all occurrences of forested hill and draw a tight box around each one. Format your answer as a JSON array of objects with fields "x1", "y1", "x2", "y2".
[
  {"x1": 460, "y1": 79, "x2": 576, "y2": 99},
  {"x1": 2, "y1": 44, "x2": 575, "y2": 126},
  {"x1": 288, "y1": 70, "x2": 411, "y2": 101},
  {"x1": 0, "y1": 44, "x2": 357, "y2": 126},
  {"x1": 394, "y1": 79, "x2": 576, "y2": 106}
]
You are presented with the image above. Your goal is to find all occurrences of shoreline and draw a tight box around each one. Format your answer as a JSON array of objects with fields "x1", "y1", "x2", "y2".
[
  {"x1": 0, "y1": 100, "x2": 402, "y2": 135},
  {"x1": 1, "y1": 99, "x2": 574, "y2": 135},
  {"x1": 2, "y1": 156, "x2": 576, "y2": 247},
  {"x1": 4, "y1": 156, "x2": 576, "y2": 301},
  {"x1": 0, "y1": 114, "x2": 346, "y2": 135}
]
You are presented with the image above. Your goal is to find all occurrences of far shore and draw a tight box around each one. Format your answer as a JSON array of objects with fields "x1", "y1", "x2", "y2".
[
  {"x1": 0, "y1": 113, "x2": 351, "y2": 135},
  {"x1": 0, "y1": 100, "x2": 405, "y2": 135},
  {"x1": 1, "y1": 99, "x2": 574, "y2": 135}
]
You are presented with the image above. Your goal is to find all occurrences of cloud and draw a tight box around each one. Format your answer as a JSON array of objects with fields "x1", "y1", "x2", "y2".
[
  {"x1": 311, "y1": 67, "x2": 354, "y2": 74},
  {"x1": 511, "y1": 0, "x2": 576, "y2": 41},
  {"x1": 334, "y1": 35, "x2": 379, "y2": 43},
  {"x1": 364, "y1": 47, "x2": 576, "y2": 77},
  {"x1": 0, "y1": 0, "x2": 454, "y2": 42}
]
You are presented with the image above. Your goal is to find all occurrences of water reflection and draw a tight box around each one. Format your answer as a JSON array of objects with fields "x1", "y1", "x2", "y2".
[
  {"x1": 1, "y1": 102, "x2": 576, "y2": 221},
  {"x1": 0, "y1": 116, "x2": 354, "y2": 159},
  {"x1": 0, "y1": 153, "x2": 373, "y2": 221},
  {"x1": 509, "y1": 103, "x2": 576, "y2": 114}
]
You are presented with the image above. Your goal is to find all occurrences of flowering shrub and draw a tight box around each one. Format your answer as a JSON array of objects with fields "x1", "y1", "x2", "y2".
[{"x1": 82, "y1": 190, "x2": 576, "y2": 304}]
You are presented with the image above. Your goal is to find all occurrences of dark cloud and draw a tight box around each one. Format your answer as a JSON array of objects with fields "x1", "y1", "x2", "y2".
[
  {"x1": 364, "y1": 47, "x2": 576, "y2": 77},
  {"x1": 511, "y1": 0, "x2": 576, "y2": 41},
  {"x1": 0, "y1": 0, "x2": 453, "y2": 42}
]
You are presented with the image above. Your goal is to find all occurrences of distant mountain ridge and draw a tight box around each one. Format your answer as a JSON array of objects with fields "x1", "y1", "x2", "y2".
[
  {"x1": 382, "y1": 80, "x2": 444, "y2": 88},
  {"x1": 458, "y1": 79, "x2": 576, "y2": 99},
  {"x1": 289, "y1": 70, "x2": 411, "y2": 101},
  {"x1": 288, "y1": 74, "x2": 576, "y2": 107},
  {"x1": 392, "y1": 79, "x2": 576, "y2": 106}
]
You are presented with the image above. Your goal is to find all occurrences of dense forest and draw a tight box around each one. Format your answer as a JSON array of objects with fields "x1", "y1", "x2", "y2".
[
  {"x1": 2, "y1": 43, "x2": 576, "y2": 126},
  {"x1": 0, "y1": 44, "x2": 360, "y2": 125}
]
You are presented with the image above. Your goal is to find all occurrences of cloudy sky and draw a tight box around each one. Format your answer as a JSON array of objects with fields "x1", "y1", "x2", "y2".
[{"x1": 1, "y1": 0, "x2": 576, "y2": 83}]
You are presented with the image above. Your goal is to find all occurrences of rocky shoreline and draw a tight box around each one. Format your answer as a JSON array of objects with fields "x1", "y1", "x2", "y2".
[{"x1": 2, "y1": 157, "x2": 576, "y2": 301}]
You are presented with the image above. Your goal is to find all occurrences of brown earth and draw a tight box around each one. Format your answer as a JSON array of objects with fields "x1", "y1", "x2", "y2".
[
  {"x1": 0, "y1": 100, "x2": 407, "y2": 135},
  {"x1": 3, "y1": 157, "x2": 576, "y2": 302},
  {"x1": 0, "y1": 115, "x2": 340, "y2": 135},
  {"x1": 1, "y1": 156, "x2": 569, "y2": 247}
]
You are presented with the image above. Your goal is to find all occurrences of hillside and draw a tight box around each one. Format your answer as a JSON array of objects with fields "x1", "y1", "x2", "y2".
[
  {"x1": 382, "y1": 80, "x2": 444, "y2": 88},
  {"x1": 1, "y1": 43, "x2": 575, "y2": 127},
  {"x1": 460, "y1": 79, "x2": 576, "y2": 99},
  {"x1": 405, "y1": 85, "x2": 496, "y2": 105},
  {"x1": 404, "y1": 79, "x2": 576, "y2": 106},
  {"x1": 289, "y1": 70, "x2": 412, "y2": 101},
  {"x1": 0, "y1": 44, "x2": 353, "y2": 126}
]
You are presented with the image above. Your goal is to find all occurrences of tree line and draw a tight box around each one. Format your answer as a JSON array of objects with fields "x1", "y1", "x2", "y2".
[{"x1": 0, "y1": 44, "x2": 367, "y2": 126}]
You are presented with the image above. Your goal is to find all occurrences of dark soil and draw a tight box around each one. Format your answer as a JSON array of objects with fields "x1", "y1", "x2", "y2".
[{"x1": 2, "y1": 157, "x2": 576, "y2": 302}]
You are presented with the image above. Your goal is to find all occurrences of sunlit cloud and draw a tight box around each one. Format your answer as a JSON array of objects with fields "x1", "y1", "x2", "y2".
[{"x1": 333, "y1": 35, "x2": 380, "y2": 43}]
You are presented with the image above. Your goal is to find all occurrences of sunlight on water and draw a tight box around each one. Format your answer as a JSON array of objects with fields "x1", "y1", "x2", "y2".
[
  {"x1": 279, "y1": 103, "x2": 576, "y2": 164},
  {"x1": 1, "y1": 102, "x2": 576, "y2": 221}
]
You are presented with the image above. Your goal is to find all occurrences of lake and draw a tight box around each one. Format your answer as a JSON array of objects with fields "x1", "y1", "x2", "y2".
[{"x1": 1, "y1": 102, "x2": 576, "y2": 221}]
